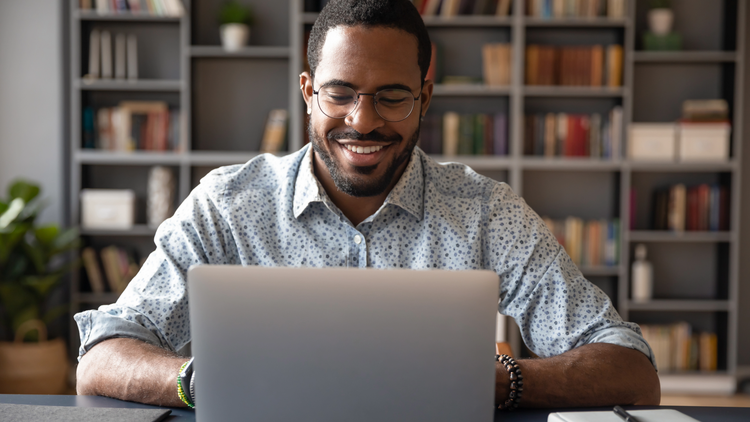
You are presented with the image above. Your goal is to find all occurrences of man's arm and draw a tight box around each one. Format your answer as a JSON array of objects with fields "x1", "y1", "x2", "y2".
[
  {"x1": 76, "y1": 338, "x2": 188, "y2": 407},
  {"x1": 495, "y1": 343, "x2": 660, "y2": 408}
]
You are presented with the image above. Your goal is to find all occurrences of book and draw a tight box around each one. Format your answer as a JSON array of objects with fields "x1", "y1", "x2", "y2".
[
  {"x1": 127, "y1": 34, "x2": 138, "y2": 80},
  {"x1": 606, "y1": 44, "x2": 623, "y2": 87},
  {"x1": 81, "y1": 247, "x2": 106, "y2": 293},
  {"x1": 442, "y1": 111, "x2": 460, "y2": 156},
  {"x1": 100, "y1": 30, "x2": 113, "y2": 79},
  {"x1": 548, "y1": 409, "x2": 699, "y2": 422},
  {"x1": 496, "y1": 0, "x2": 512, "y2": 16},
  {"x1": 114, "y1": 33, "x2": 127, "y2": 79},
  {"x1": 259, "y1": 109, "x2": 289, "y2": 153},
  {"x1": 87, "y1": 29, "x2": 101, "y2": 79}
]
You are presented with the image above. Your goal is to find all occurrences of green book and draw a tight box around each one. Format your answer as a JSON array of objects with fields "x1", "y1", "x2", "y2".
[
  {"x1": 458, "y1": 114, "x2": 474, "y2": 155},
  {"x1": 473, "y1": 114, "x2": 485, "y2": 155}
]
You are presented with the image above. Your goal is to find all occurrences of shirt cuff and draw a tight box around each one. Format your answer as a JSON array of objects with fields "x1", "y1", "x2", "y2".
[
  {"x1": 584, "y1": 325, "x2": 659, "y2": 371},
  {"x1": 74, "y1": 309, "x2": 166, "y2": 362}
]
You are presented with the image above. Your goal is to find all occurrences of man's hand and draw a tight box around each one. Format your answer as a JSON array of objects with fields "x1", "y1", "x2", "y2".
[
  {"x1": 495, "y1": 343, "x2": 660, "y2": 408},
  {"x1": 76, "y1": 338, "x2": 189, "y2": 407}
]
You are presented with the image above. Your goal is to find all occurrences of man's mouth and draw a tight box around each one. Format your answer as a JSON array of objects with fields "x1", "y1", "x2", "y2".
[{"x1": 343, "y1": 144, "x2": 385, "y2": 154}]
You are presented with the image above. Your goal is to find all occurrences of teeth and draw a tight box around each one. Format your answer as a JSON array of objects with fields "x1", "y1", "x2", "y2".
[{"x1": 345, "y1": 144, "x2": 383, "y2": 154}]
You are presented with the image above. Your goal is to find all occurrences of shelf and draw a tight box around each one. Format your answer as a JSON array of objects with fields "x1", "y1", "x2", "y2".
[
  {"x1": 626, "y1": 160, "x2": 737, "y2": 172},
  {"x1": 75, "y1": 150, "x2": 184, "y2": 165},
  {"x1": 521, "y1": 157, "x2": 622, "y2": 171},
  {"x1": 189, "y1": 46, "x2": 291, "y2": 59},
  {"x1": 75, "y1": 10, "x2": 182, "y2": 22},
  {"x1": 580, "y1": 266, "x2": 620, "y2": 276},
  {"x1": 76, "y1": 79, "x2": 182, "y2": 91},
  {"x1": 432, "y1": 84, "x2": 510, "y2": 96},
  {"x1": 422, "y1": 15, "x2": 512, "y2": 27},
  {"x1": 628, "y1": 300, "x2": 730, "y2": 312},
  {"x1": 524, "y1": 17, "x2": 628, "y2": 27},
  {"x1": 523, "y1": 85, "x2": 626, "y2": 97},
  {"x1": 633, "y1": 51, "x2": 738, "y2": 63},
  {"x1": 628, "y1": 231, "x2": 732, "y2": 243},
  {"x1": 658, "y1": 373, "x2": 735, "y2": 395},
  {"x1": 80, "y1": 224, "x2": 157, "y2": 237},
  {"x1": 432, "y1": 155, "x2": 513, "y2": 170},
  {"x1": 189, "y1": 151, "x2": 262, "y2": 166},
  {"x1": 75, "y1": 292, "x2": 121, "y2": 305}
]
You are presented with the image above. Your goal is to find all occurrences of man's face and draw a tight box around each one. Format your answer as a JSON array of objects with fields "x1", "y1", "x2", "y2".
[{"x1": 301, "y1": 26, "x2": 433, "y2": 197}]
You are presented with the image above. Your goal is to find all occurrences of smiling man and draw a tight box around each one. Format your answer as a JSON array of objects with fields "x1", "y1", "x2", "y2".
[{"x1": 75, "y1": 0, "x2": 660, "y2": 410}]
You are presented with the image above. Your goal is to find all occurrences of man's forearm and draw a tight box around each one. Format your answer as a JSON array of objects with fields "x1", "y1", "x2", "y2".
[
  {"x1": 495, "y1": 343, "x2": 660, "y2": 408},
  {"x1": 76, "y1": 338, "x2": 188, "y2": 407}
]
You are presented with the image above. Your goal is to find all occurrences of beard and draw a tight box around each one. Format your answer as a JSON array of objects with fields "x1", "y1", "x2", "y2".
[{"x1": 308, "y1": 119, "x2": 420, "y2": 197}]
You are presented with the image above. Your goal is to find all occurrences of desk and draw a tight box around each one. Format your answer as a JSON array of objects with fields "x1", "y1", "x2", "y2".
[{"x1": 2, "y1": 395, "x2": 749, "y2": 421}]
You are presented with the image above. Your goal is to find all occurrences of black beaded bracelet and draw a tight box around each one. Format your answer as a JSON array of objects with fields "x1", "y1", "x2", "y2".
[{"x1": 495, "y1": 354, "x2": 523, "y2": 410}]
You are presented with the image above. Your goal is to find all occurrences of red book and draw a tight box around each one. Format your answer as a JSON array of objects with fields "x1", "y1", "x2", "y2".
[
  {"x1": 697, "y1": 184, "x2": 710, "y2": 230},
  {"x1": 687, "y1": 186, "x2": 698, "y2": 231}
]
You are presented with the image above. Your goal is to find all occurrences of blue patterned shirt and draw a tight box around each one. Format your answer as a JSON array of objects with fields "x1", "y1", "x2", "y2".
[{"x1": 74, "y1": 144, "x2": 656, "y2": 367}]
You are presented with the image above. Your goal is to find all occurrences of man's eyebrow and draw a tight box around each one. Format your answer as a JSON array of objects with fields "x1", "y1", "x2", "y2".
[{"x1": 318, "y1": 79, "x2": 417, "y2": 93}]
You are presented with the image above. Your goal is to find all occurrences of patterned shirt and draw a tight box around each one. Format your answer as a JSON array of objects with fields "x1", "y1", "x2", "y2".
[{"x1": 74, "y1": 144, "x2": 656, "y2": 367}]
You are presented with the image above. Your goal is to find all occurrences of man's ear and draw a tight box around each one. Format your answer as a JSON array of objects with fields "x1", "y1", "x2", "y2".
[
  {"x1": 300, "y1": 71, "x2": 314, "y2": 114},
  {"x1": 419, "y1": 79, "x2": 434, "y2": 117}
]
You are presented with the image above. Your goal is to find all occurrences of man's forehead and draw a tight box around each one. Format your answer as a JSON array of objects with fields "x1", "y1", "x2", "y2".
[{"x1": 315, "y1": 25, "x2": 421, "y2": 88}]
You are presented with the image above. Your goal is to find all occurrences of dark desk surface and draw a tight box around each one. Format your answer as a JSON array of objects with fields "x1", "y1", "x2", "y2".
[{"x1": 2, "y1": 394, "x2": 749, "y2": 421}]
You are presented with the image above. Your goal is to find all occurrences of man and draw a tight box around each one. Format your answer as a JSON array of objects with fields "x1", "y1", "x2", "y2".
[{"x1": 75, "y1": 0, "x2": 660, "y2": 409}]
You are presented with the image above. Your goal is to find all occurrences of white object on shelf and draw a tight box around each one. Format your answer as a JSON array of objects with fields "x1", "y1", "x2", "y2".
[
  {"x1": 220, "y1": 24, "x2": 250, "y2": 52},
  {"x1": 80, "y1": 189, "x2": 135, "y2": 230},
  {"x1": 147, "y1": 166, "x2": 175, "y2": 229},
  {"x1": 631, "y1": 244, "x2": 653, "y2": 303},
  {"x1": 628, "y1": 123, "x2": 676, "y2": 161},
  {"x1": 678, "y1": 122, "x2": 730, "y2": 162}
]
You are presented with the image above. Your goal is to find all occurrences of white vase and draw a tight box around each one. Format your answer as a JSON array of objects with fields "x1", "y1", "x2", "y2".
[
  {"x1": 648, "y1": 8, "x2": 674, "y2": 36},
  {"x1": 220, "y1": 23, "x2": 250, "y2": 52}
]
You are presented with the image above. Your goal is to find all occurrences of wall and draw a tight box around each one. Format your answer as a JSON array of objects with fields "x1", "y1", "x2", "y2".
[{"x1": 0, "y1": 0, "x2": 64, "y2": 225}]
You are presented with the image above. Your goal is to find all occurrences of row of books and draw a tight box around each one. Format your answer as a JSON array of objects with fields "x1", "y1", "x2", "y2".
[
  {"x1": 481, "y1": 43, "x2": 512, "y2": 86},
  {"x1": 525, "y1": 44, "x2": 623, "y2": 87},
  {"x1": 415, "y1": 0, "x2": 513, "y2": 17},
  {"x1": 542, "y1": 217, "x2": 619, "y2": 267},
  {"x1": 86, "y1": 29, "x2": 138, "y2": 80},
  {"x1": 82, "y1": 246, "x2": 144, "y2": 294},
  {"x1": 79, "y1": 0, "x2": 185, "y2": 16},
  {"x1": 651, "y1": 184, "x2": 729, "y2": 232},
  {"x1": 640, "y1": 323, "x2": 718, "y2": 372},
  {"x1": 526, "y1": 0, "x2": 626, "y2": 19},
  {"x1": 523, "y1": 107, "x2": 623, "y2": 159},
  {"x1": 83, "y1": 102, "x2": 181, "y2": 151},
  {"x1": 419, "y1": 112, "x2": 509, "y2": 156}
]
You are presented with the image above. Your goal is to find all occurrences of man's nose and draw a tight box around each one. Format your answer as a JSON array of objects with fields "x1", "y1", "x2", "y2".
[{"x1": 345, "y1": 95, "x2": 385, "y2": 135}]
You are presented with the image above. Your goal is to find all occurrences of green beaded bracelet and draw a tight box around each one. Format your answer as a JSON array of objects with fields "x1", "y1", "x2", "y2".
[{"x1": 178, "y1": 360, "x2": 195, "y2": 408}]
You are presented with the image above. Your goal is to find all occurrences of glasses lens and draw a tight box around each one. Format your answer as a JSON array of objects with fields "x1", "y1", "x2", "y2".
[
  {"x1": 375, "y1": 89, "x2": 415, "y2": 122},
  {"x1": 318, "y1": 86, "x2": 357, "y2": 118}
]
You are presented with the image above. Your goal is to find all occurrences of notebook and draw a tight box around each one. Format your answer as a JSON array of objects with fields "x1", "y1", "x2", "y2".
[
  {"x1": 548, "y1": 408, "x2": 701, "y2": 422},
  {"x1": 188, "y1": 265, "x2": 500, "y2": 422}
]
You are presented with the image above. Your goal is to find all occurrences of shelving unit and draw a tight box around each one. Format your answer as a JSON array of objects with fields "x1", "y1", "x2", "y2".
[{"x1": 65, "y1": 0, "x2": 745, "y2": 393}]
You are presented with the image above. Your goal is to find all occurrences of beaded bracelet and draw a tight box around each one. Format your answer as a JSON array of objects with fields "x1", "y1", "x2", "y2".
[
  {"x1": 177, "y1": 361, "x2": 195, "y2": 408},
  {"x1": 495, "y1": 354, "x2": 523, "y2": 410}
]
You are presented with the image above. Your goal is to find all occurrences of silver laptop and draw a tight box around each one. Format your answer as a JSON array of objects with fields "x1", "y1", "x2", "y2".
[{"x1": 188, "y1": 265, "x2": 499, "y2": 422}]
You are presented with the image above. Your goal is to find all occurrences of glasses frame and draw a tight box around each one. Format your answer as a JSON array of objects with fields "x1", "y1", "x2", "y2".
[{"x1": 313, "y1": 84, "x2": 422, "y2": 123}]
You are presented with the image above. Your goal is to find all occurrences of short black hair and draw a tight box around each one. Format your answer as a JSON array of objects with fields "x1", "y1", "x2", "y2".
[{"x1": 307, "y1": 0, "x2": 431, "y2": 84}]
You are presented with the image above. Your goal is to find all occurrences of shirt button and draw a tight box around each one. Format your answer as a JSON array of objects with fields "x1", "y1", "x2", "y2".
[{"x1": 354, "y1": 235, "x2": 362, "y2": 244}]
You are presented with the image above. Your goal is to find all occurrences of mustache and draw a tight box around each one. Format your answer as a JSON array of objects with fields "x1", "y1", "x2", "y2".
[{"x1": 327, "y1": 129, "x2": 402, "y2": 143}]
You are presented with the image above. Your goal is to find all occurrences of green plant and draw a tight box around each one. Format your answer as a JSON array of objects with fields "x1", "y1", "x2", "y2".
[
  {"x1": 649, "y1": 0, "x2": 671, "y2": 9},
  {"x1": 219, "y1": 1, "x2": 254, "y2": 26},
  {"x1": 0, "y1": 180, "x2": 80, "y2": 342}
]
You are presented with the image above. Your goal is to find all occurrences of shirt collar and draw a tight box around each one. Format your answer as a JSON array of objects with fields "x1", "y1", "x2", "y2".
[{"x1": 293, "y1": 144, "x2": 425, "y2": 222}]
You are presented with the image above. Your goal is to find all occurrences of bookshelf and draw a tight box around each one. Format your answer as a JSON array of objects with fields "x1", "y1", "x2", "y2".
[{"x1": 66, "y1": 0, "x2": 745, "y2": 393}]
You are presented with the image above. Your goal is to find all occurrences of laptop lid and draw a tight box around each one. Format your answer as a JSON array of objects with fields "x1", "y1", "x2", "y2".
[{"x1": 188, "y1": 265, "x2": 499, "y2": 422}]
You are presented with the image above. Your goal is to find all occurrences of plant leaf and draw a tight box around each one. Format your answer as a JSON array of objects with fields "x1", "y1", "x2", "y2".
[
  {"x1": 22, "y1": 275, "x2": 60, "y2": 298},
  {"x1": 50, "y1": 227, "x2": 81, "y2": 255},
  {"x1": 0, "y1": 198, "x2": 25, "y2": 230},
  {"x1": 22, "y1": 241, "x2": 47, "y2": 274},
  {"x1": 9, "y1": 180, "x2": 40, "y2": 203},
  {"x1": 34, "y1": 225, "x2": 59, "y2": 248},
  {"x1": 0, "y1": 224, "x2": 29, "y2": 264}
]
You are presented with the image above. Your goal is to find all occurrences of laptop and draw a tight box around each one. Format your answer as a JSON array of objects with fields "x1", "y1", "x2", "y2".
[{"x1": 188, "y1": 265, "x2": 499, "y2": 422}]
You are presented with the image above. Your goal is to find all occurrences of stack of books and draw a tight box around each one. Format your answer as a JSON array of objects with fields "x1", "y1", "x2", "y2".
[
  {"x1": 649, "y1": 183, "x2": 729, "y2": 232},
  {"x1": 482, "y1": 43, "x2": 512, "y2": 86},
  {"x1": 525, "y1": 44, "x2": 623, "y2": 87},
  {"x1": 542, "y1": 217, "x2": 620, "y2": 267},
  {"x1": 416, "y1": 0, "x2": 512, "y2": 17},
  {"x1": 79, "y1": 0, "x2": 185, "y2": 16},
  {"x1": 678, "y1": 99, "x2": 731, "y2": 162},
  {"x1": 640, "y1": 322, "x2": 718, "y2": 372},
  {"x1": 523, "y1": 107, "x2": 623, "y2": 159},
  {"x1": 83, "y1": 102, "x2": 181, "y2": 152},
  {"x1": 420, "y1": 112, "x2": 508, "y2": 156},
  {"x1": 82, "y1": 246, "x2": 144, "y2": 295},
  {"x1": 526, "y1": 0, "x2": 626, "y2": 18}
]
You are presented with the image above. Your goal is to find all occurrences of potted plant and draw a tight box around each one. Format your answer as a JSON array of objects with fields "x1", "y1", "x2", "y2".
[
  {"x1": 219, "y1": 1, "x2": 254, "y2": 52},
  {"x1": 0, "y1": 179, "x2": 80, "y2": 394},
  {"x1": 648, "y1": 0, "x2": 674, "y2": 36}
]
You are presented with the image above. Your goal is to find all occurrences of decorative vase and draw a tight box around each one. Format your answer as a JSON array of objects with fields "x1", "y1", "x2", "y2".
[
  {"x1": 220, "y1": 23, "x2": 250, "y2": 52},
  {"x1": 648, "y1": 8, "x2": 674, "y2": 36},
  {"x1": 0, "y1": 320, "x2": 69, "y2": 394}
]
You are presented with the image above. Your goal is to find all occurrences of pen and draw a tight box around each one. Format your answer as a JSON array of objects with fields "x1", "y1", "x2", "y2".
[{"x1": 613, "y1": 405, "x2": 638, "y2": 422}]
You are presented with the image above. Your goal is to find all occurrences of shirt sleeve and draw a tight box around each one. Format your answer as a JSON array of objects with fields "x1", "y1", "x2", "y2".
[
  {"x1": 485, "y1": 184, "x2": 657, "y2": 370},
  {"x1": 74, "y1": 176, "x2": 238, "y2": 361}
]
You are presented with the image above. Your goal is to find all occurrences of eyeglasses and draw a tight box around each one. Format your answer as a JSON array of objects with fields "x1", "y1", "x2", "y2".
[{"x1": 313, "y1": 85, "x2": 421, "y2": 122}]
